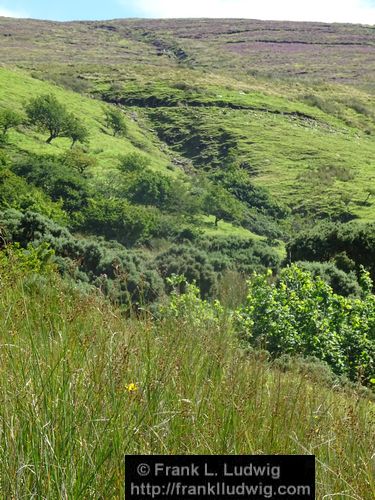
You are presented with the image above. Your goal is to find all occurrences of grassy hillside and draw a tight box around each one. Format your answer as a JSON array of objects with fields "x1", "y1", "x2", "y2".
[
  {"x1": 0, "y1": 17, "x2": 374, "y2": 499},
  {"x1": 0, "y1": 67, "x2": 266, "y2": 240},
  {"x1": 1, "y1": 17, "x2": 374, "y2": 225},
  {"x1": 0, "y1": 67, "x2": 173, "y2": 176}
]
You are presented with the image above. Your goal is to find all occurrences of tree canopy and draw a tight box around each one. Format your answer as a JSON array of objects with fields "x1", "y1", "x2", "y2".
[
  {"x1": 25, "y1": 94, "x2": 87, "y2": 146},
  {"x1": 105, "y1": 107, "x2": 127, "y2": 137}
]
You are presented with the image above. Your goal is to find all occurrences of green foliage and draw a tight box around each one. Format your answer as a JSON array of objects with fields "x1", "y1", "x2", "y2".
[
  {"x1": 0, "y1": 209, "x2": 164, "y2": 307},
  {"x1": 156, "y1": 244, "x2": 219, "y2": 298},
  {"x1": 213, "y1": 165, "x2": 288, "y2": 219},
  {"x1": 210, "y1": 166, "x2": 288, "y2": 238},
  {"x1": 64, "y1": 114, "x2": 89, "y2": 147},
  {"x1": 202, "y1": 235, "x2": 281, "y2": 274},
  {"x1": 287, "y1": 221, "x2": 375, "y2": 282},
  {"x1": 0, "y1": 242, "x2": 55, "y2": 275},
  {"x1": 13, "y1": 155, "x2": 89, "y2": 213},
  {"x1": 235, "y1": 265, "x2": 375, "y2": 384},
  {"x1": 160, "y1": 274, "x2": 224, "y2": 328},
  {"x1": 62, "y1": 147, "x2": 97, "y2": 175},
  {"x1": 124, "y1": 170, "x2": 174, "y2": 209},
  {"x1": 80, "y1": 197, "x2": 158, "y2": 246},
  {"x1": 105, "y1": 107, "x2": 127, "y2": 137},
  {"x1": 0, "y1": 169, "x2": 67, "y2": 222},
  {"x1": 118, "y1": 152, "x2": 150, "y2": 173},
  {"x1": 203, "y1": 184, "x2": 244, "y2": 226},
  {"x1": 155, "y1": 236, "x2": 281, "y2": 300},
  {"x1": 295, "y1": 261, "x2": 361, "y2": 297},
  {"x1": 0, "y1": 108, "x2": 23, "y2": 140},
  {"x1": 25, "y1": 94, "x2": 87, "y2": 147},
  {"x1": 116, "y1": 158, "x2": 199, "y2": 214},
  {"x1": 25, "y1": 94, "x2": 68, "y2": 143},
  {"x1": 0, "y1": 149, "x2": 11, "y2": 167}
]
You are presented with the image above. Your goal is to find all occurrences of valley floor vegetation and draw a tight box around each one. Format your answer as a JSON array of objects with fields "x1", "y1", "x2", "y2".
[{"x1": 0, "y1": 254, "x2": 373, "y2": 498}]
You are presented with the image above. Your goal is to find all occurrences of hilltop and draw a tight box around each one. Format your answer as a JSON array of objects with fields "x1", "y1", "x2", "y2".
[{"x1": 1, "y1": 17, "x2": 374, "y2": 88}]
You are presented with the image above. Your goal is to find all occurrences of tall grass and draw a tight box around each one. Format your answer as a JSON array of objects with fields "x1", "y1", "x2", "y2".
[{"x1": 0, "y1": 271, "x2": 373, "y2": 498}]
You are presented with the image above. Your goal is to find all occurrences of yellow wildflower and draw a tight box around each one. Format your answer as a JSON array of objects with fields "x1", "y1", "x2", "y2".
[{"x1": 126, "y1": 382, "x2": 138, "y2": 393}]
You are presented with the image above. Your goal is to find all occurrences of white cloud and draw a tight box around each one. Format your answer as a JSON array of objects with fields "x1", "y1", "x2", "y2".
[
  {"x1": 123, "y1": 0, "x2": 375, "y2": 24},
  {"x1": 0, "y1": 5, "x2": 28, "y2": 18}
]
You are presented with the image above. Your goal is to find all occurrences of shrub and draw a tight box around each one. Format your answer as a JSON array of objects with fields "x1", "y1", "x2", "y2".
[
  {"x1": 105, "y1": 107, "x2": 127, "y2": 137},
  {"x1": 287, "y1": 221, "x2": 375, "y2": 283},
  {"x1": 159, "y1": 274, "x2": 224, "y2": 328},
  {"x1": 0, "y1": 108, "x2": 23, "y2": 140},
  {"x1": 0, "y1": 242, "x2": 55, "y2": 275},
  {"x1": 213, "y1": 166, "x2": 288, "y2": 218},
  {"x1": 0, "y1": 209, "x2": 164, "y2": 307},
  {"x1": 125, "y1": 170, "x2": 173, "y2": 209},
  {"x1": 235, "y1": 265, "x2": 375, "y2": 384},
  {"x1": 80, "y1": 198, "x2": 158, "y2": 246},
  {"x1": 0, "y1": 169, "x2": 67, "y2": 222},
  {"x1": 295, "y1": 261, "x2": 361, "y2": 297},
  {"x1": 13, "y1": 155, "x2": 89, "y2": 213},
  {"x1": 62, "y1": 147, "x2": 96, "y2": 175},
  {"x1": 156, "y1": 244, "x2": 218, "y2": 298},
  {"x1": 202, "y1": 235, "x2": 281, "y2": 275},
  {"x1": 118, "y1": 152, "x2": 150, "y2": 173}
]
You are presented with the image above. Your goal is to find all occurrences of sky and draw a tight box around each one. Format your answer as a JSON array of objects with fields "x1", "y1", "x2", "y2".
[{"x1": 1, "y1": 0, "x2": 375, "y2": 24}]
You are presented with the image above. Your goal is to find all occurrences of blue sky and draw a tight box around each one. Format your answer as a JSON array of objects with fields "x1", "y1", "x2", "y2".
[{"x1": 1, "y1": 0, "x2": 375, "y2": 23}]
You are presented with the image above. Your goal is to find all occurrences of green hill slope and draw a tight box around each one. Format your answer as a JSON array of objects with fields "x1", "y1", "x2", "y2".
[
  {"x1": 0, "y1": 67, "x2": 173, "y2": 176},
  {"x1": 0, "y1": 17, "x2": 374, "y2": 499},
  {"x1": 1, "y1": 17, "x2": 374, "y2": 226}
]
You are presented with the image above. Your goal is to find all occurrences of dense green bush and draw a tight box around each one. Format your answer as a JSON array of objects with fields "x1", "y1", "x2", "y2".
[
  {"x1": 118, "y1": 152, "x2": 150, "y2": 173},
  {"x1": 0, "y1": 169, "x2": 67, "y2": 222},
  {"x1": 125, "y1": 170, "x2": 174, "y2": 209},
  {"x1": 155, "y1": 244, "x2": 219, "y2": 298},
  {"x1": 235, "y1": 265, "x2": 375, "y2": 384},
  {"x1": 202, "y1": 235, "x2": 281, "y2": 274},
  {"x1": 295, "y1": 261, "x2": 361, "y2": 297},
  {"x1": 154, "y1": 236, "x2": 281, "y2": 299},
  {"x1": 0, "y1": 242, "x2": 55, "y2": 275},
  {"x1": 80, "y1": 197, "x2": 158, "y2": 246},
  {"x1": 209, "y1": 166, "x2": 287, "y2": 238},
  {"x1": 287, "y1": 221, "x2": 375, "y2": 282},
  {"x1": 241, "y1": 209, "x2": 284, "y2": 239},
  {"x1": 159, "y1": 275, "x2": 224, "y2": 328},
  {"x1": 12, "y1": 155, "x2": 89, "y2": 213},
  {"x1": 0, "y1": 209, "x2": 164, "y2": 307},
  {"x1": 116, "y1": 157, "x2": 202, "y2": 215},
  {"x1": 61, "y1": 147, "x2": 96, "y2": 175}
]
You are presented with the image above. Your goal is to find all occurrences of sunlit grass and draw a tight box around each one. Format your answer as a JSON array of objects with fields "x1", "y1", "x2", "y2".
[{"x1": 0, "y1": 270, "x2": 373, "y2": 498}]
